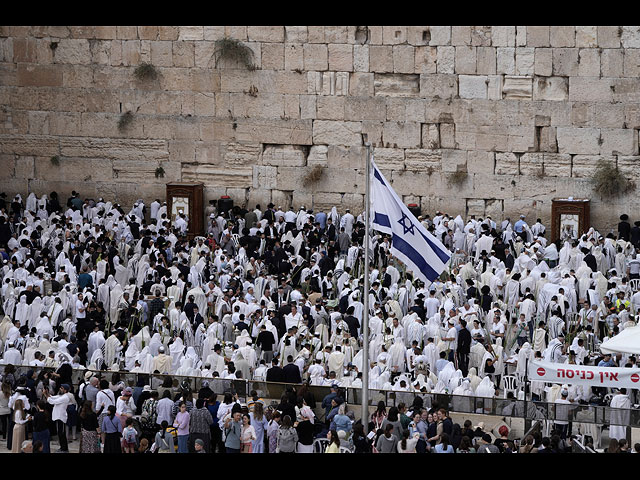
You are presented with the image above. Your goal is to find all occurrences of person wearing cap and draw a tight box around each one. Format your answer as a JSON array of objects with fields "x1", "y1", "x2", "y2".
[
  {"x1": 553, "y1": 388, "x2": 572, "y2": 439},
  {"x1": 618, "y1": 214, "x2": 631, "y2": 241},
  {"x1": 44, "y1": 383, "x2": 72, "y2": 452},
  {"x1": 116, "y1": 386, "x2": 137, "y2": 430}
]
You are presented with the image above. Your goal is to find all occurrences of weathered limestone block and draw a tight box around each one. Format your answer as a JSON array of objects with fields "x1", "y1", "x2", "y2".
[
  {"x1": 112, "y1": 160, "x2": 181, "y2": 182},
  {"x1": 372, "y1": 147, "x2": 405, "y2": 169},
  {"x1": 0, "y1": 134, "x2": 59, "y2": 157},
  {"x1": 17, "y1": 64, "x2": 63, "y2": 87},
  {"x1": 455, "y1": 46, "x2": 476, "y2": 74},
  {"x1": 306, "y1": 145, "x2": 328, "y2": 167},
  {"x1": 612, "y1": 78, "x2": 640, "y2": 103},
  {"x1": 492, "y1": 26, "x2": 516, "y2": 47},
  {"x1": 138, "y1": 26, "x2": 158, "y2": 41},
  {"x1": 252, "y1": 165, "x2": 277, "y2": 189},
  {"x1": 441, "y1": 148, "x2": 467, "y2": 173},
  {"x1": 600, "y1": 128, "x2": 637, "y2": 156},
  {"x1": 508, "y1": 125, "x2": 536, "y2": 152},
  {"x1": 94, "y1": 26, "x2": 117, "y2": 40},
  {"x1": 382, "y1": 26, "x2": 407, "y2": 45},
  {"x1": 303, "y1": 44, "x2": 328, "y2": 71},
  {"x1": 178, "y1": 26, "x2": 204, "y2": 41},
  {"x1": 495, "y1": 152, "x2": 519, "y2": 175},
  {"x1": 407, "y1": 26, "x2": 431, "y2": 46},
  {"x1": 326, "y1": 145, "x2": 365, "y2": 169},
  {"x1": 568, "y1": 77, "x2": 614, "y2": 102},
  {"x1": 284, "y1": 43, "x2": 304, "y2": 71},
  {"x1": 576, "y1": 27, "x2": 597, "y2": 47},
  {"x1": 451, "y1": 26, "x2": 471, "y2": 46},
  {"x1": 617, "y1": 156, "x2": 640, "y2": 182},
  {"x1": 374, "y1": 73, "x2": 420, "y2": 97},
  {"x1": 369, "y1": 45, "x2": 394, "y2": 73},
  {"x1": 556, "y1": 127, "x2": 600, "y2": 155},
  {"x1": 527, "y1": 26, "x2": 550, "y2": 47},
  {"x1": 312, "y1": 192, "x2": 343, "y2": 212},
  {"x1": 459, "y1": 75, "x2": 488, "y2": 99},
  {"x1": 393, "y1": 45, "x2": 415, "y2": 74},
  {"x1": 158, "y1": 26, "x2": 180, "y2": 41},
  {"x1": 599, "y1": 48, "x2": 623, "y2": 77},
  {"x1": 233, "y1": 119, "x2": 312, "y2": 145},
  {"x1": 421, "y1": 123, "x2": 440, "y2": 149},
  {"x1": 440, "y1": 122, "x2": 456, "y2": 149},
  {"x1": 344, "y1": 96, "x2": 386, "y2": 121},
  {"x1": 182, "y1": 164, "x2": 252, "y2": 187},
  {"x1": 436, "y1": 46, "x2": 455, "y2": 74},
  {"x1": 471, "y1": 26, "x2": 492, "y2": 47},
  {"x1": 285, "y1": 26, "x2": 308, "y2": 43},
  {"x1": 487, "y1": 75, "x2": 503, "y2": 100},
  {"x1": 502, "y1": 75, "x2": 532, "y2": 100},
  {"x1": 623, "y1": 49, "x2": 640, "y2": 77},
  {"x1": 262, "y1": 144, "x2": 307, "y2": 167},
  {"x1": 533, "y1": 76, "x2": 568, "y2": 101},
  {"x1": 247, "y1": 26, "x2": 284, "y2": 43},
  {"x1": 14, "y1": 156, "x2": 34, "y2": 179},
  {"x1": 621, "y1": 26, "x2": 640, "y2": 48},
  {"x1": 578, "y1": 48, "x2": 600, "y2": 76},
  {"x1": 552, "y1": 47, "x2": 579, "y2": 76},
  {"x1": 597, "y1": 26, "x2": 621, "y2": 48},
  {"x1": 13, "y1": 37, "x2": 37, "y2": 63},
  {"x1": 194, "y1": 141, "x2": 224, "y2": 164},
  {"x1": 313, "y1": 120, "x2": 362, "y2": 146},
  {"x1": 324, "y1": 26, "x2": 348, "y2": 44},
  {"x1": 352, "y1": 44, "x2": 369, "y2": 72},
  {"x1": 515, "y1": 47, "x2": 534, "y2": 75},
  {"x1": 383, "y1": 121, "x2": 421, "y2": 148},
  {"x1": 466, "y1": 150, "x2": 494, "y2": 174},
  {"x1": 415, "y1": 46, "x2": 437, "y2": 74},
  {"x1": 327, "y1": 44, "x2": 353, "y2": 72},
  {"x1": 571, "y1": 155, "x2": 617, "y2": 178},
  {"x1": 404, "y1": 149, "x2": 441, "y2": 172},
  {"x1": 37, "y1": 157, "x2": 113, "y2": 182},
  {"x1": 316, "y1": 96, "x2": 345, "y2": 120},
  {"x1": 476, "y1": 47, "x2": 496, "y2": 75},
  {"x1": 59, "y1": 137, "x2": 168, "y2": 161},
  {"x1": 534, "y1": 47, "x2": 552, "y2": 76},
  {"x1": 516, "y1": 27, "x2": 527, "y2": 46},
  {"x1": 308, "y1": 26, "x2": 325, "y2": 44},
  {"x1": 541, "y1": 153, "x2": 572, "y2": 177},
  {"x1": 419, "y1": 74, "x2": 457, "y2": 99},
  {"x1": 223, "y1": 142, "x2": 262, "y2": 166},
  {"x1": 518, "y1": 152, "x2": 544, "y2": 175},
  {"x1": 550, "y1": 26, "x2": 575, "y2": 47},
  {"x1": 593, "y1": 104, "x2": 625, "y2": 128},
  {"x1": 496, "y1": 47, "x2": 515, "y2": 75},
  {"x1": 262, "y1": 43, "x2": 285, "y2": 70},
  {"x1": 429, "y1": 26, "x2": 451, "y2": 46}
]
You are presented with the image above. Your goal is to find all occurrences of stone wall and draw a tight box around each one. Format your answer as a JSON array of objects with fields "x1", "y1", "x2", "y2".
[{"x1": 1, "y1": 26, "x2": 640, "y2": 231}]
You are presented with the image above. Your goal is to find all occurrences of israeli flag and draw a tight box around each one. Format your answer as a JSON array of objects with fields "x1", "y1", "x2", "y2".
[{"x1": 370, "y1": 158, "x2": 451, "y2": 284}]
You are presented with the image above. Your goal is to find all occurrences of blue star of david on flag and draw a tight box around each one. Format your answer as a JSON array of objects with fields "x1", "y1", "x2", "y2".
[{"x1": 397, "y1": 212, "x2": 416, "y2": 235}]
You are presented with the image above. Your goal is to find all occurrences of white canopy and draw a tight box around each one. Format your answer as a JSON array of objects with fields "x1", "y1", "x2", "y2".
[{"x1": 600, "y1": 326, "x2": 640, "y2": 355}]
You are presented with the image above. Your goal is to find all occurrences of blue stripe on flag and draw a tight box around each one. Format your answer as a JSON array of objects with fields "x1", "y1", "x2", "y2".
[
  {"x1": 373, "y1": 167, "x2": 385, "y2": 184},
  {"x1": 373, "y1": 212, "x2": 391, "y2": 228},
  {"x1": 418, "y1": 230, "x2": 451, "y2": 264},
  {"x1": 392, "y1": 233, "x2": 440, "y2": 282}
]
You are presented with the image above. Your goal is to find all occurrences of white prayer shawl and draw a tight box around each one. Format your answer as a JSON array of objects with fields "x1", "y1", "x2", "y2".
[
  {"x1": 28, "y1": 297, "x2": 44, "y2": 329},
  {"x1": 14, "y1": 296, "x2": 28, "y2": 324},
  {"x1": 104, "y1": 334, "x2": 122, "y2": 367},
  {"x1": 476, "y1": 376, "x2": 496, "y2": 398},
  {"x1": 328, "y1": 351, "x2": 345, "y2": 379},
  {"x1": 609, "y1": 393, "x2": 631, "y2": 441},
  {"x1": 388, "y1": 340, "x2": 406, "y2": 372},
  {"x1": 35, "y1": 316, "x2": 54, "y2": 339},
  {"x1": 124, "y1": 340, "x2": 139, "y2": 371},
  {"x1": 88, "y1": 331, "x2": 105, "y2": 361},
  {"x1": 169, "y1": 337, "x2": 185, "y2": 373}
]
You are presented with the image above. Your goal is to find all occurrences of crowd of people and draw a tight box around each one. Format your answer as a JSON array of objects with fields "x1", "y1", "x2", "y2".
[{"x1": 0, "y1": 190, "x2": 639, "y2": 453}]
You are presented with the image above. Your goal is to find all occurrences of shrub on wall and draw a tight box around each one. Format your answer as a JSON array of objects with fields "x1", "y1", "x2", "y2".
[{"x1": 591, "y1": 159, "x2": 635, "y2": 198}]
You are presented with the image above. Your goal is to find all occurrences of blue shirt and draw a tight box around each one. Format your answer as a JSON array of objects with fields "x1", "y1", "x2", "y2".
[
  {"x1": 101, "y1": 414, "x2": 123, "y2": 434},
  {"x1": 315, "y1": 212, "x2": 327, "y2": 230},
  {"x1": 598, "y1": 359, "x2": 616, "y2": 368},
  {"x1": 514, "y1": 219, "x2": 526, "y2": 233}
]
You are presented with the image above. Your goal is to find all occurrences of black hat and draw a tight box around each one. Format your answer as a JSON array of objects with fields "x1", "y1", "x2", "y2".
[{"x1": 621, "y1": 214, "x2": 629, "y2": 221}]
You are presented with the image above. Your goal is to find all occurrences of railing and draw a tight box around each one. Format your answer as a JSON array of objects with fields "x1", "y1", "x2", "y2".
[{"x1": 12, "y1": 364, "x2": 640, "y2": 429}]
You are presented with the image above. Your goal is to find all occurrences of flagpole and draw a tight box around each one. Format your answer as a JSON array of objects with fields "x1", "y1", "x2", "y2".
[{"x1": 362, "y1": 141, "x2": 371, "y2": 433}]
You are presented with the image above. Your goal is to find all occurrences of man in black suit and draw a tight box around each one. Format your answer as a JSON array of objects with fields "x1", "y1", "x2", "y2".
[
  {"x1": 265, "y1": 358, "x2": 285, "y2": 382},
  {"x1": 457, "y1": 319, "x2": 472, "y2": 376},
  {"x1": 618, "y1": 214, "x2": 631, "y2": 241},
  {"x1": 504, "y1": 248, "x2": 515, "y2": 271},
  {"x1": 282, "y1": 355, "x2": 302, "y2": 384}
]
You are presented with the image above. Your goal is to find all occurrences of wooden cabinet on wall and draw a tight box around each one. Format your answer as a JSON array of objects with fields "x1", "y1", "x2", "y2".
[
  {"x1": 166, "y1": 182, "x2": 204, "y2": 239},
  {"x1": 551, "y1": 198, "x2": 590, "y2": 243}
]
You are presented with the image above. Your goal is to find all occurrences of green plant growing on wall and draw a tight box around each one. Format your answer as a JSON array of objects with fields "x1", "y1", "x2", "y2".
[
  {"x1": 213, "y1": 37, "x2": 257, "y2": 70},
  {"x1": 50, "y1": 155, "x2": 60, "y2": 166},
  {"x1": 155, "y1": 166, "x2": 165, "y2": 179},
  {"x1": 591, "y1": 159, "x2": 635, "y2": 198},
  {"x1": 133, "y1": 62, "x2": 158, "y2": 81},
  {"x1": 447, "y1": 170, "x2": 467, "y2": 186},
  {"x1": 118, "y1": 111, "x2": 134, "y2": 132},
  {"x1": 302, "y1": 165, "x2": 324, "y2": 187}
]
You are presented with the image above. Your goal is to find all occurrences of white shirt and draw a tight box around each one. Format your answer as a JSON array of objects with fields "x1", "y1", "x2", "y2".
[
  {"x1": 156, "y1": 397, "x2": 174, "y2": 426},
  {"x1": 94, "y1": 388, "x2": 115, "y2": 413},
  {"x1": 48, "y1": 393, "x2": 71, "y2": 422},
  {"x1": 75, "y1": 299, "x2": 86, "y2": 319}
]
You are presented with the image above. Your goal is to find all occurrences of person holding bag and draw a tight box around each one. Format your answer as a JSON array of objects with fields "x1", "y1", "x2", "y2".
[{"x1": 101, "y1": 405, "x2": 122, "y2": 453}]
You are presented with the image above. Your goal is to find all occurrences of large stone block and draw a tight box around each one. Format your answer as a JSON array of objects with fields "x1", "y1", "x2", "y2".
[
  {"x1": 261, "y1": 144, "x2": 307, "y2": 167},
  {"x1": 471, "y1": 26, "x2": 492, "y2": 46},
  {"x1": 476, "y1": 47, "x2": 496, "y2": 75},
  {"x1": 313, "y1": 120, "x2": 362, "y2": 146},
  {"x1": 534, "y1": 47, "x2": 552, "y2": 76},
  {"x1": 252, "y1": 165, "x2": 278, "y2": 189},
  {"x1": 552, "y1": 47, "x2": 579, "y2": 76},
  {"x1": 328, "y1": 43, "x2": 353, "y2": 71},
  {"x1": 0, "y1": 134, "x2": 59, "y2": 157},
  {"x1": 577, "y1": 48, "x2": 600, "y2": 76},
  {"x1": 372, "y1": 147, "x2": 405, "y2": 169},
  {"x1": 459, "y1": 74, "x2": 488, "y2": 99},
  {"x1": 527, "y1": 26, "x2": 550, "y2": 47},
  {"x1": 36, "y1": 157, "x2": 114, "y2": 182},
  {"x1": 502, "y1": 75, "x2": 532, "y2": 100},
  {"x1": 571, "y1": 155, "x2": 617, "y2": 178},
  {"x1": 261, "y1": 43, "x2": 285, "y2": 70},
  {"x1": 455, "y1": 45, "x2": 476, "y2": 74},
  {"x1": 533, "y1": 76, "x2": 568, "y2": 101},
  {"x1": 306, "y1": 145, "x2": 328, "y2": 167},
  {"x1": 467, "y1": 150, "x2": 494, "y2": 174},
  {"x1": 231, "y1": 119, "x2": 312, "y2": 145},
  {"x1": 285, "y1": 26, "x2": 308, "y2": 43},
  {"x1": 316, "y1": 96, "x2": 345, "y2": 120},
  {"x1": 600, "y1": 48, "x2": 623, "y2": 77},
  {"x1": 59, "y1": 137, "x2": 168, "y2": 161},
  {"x1": 541, "y1": 153, "x2": 572, "y2": 177},
  {"x1": 492, "y1": 26, "x2": 516, "y2": 47},
  {"x1": 404, "y1": 149, "x2": 441, "y2": 172},
  {"x1": 451, "y1": 26, "x2": 471, "y2": 46},
  {"x1": 382, "y1": 26, "x2": 408, "y2": 45},
  {"x1": 182, "y1": 164, "x2": 252, "y2": 187},
  {"x1": 550, "y1": 26, "x2": 575, "y2": 47},
  {"x1": 429, "y1": 26, "x2": 451, "y2": 46},
  {"x1": 436, "y1": 46, "x2": 455, "y2": 74},
  {"x1": 17, "y1": 64, "x2": 63, "y2": 87},
  {"x1": 556, "y1": 127, "x2": 600, "y2": 155},
  {"x1": 597, "y1": 26, "x2": 621, "y2": 48},
  {"x1": 284, "y1": 43, "x2": 304, "y2": 71},
  {"x1": 421, "y1": 123, "x2": 440, "y2": 149},
  {"x1": 393, "y1": 45, "x2": 415, "y2": 74},
  {"x1": 246, "y1": 26, "x2": 284, "y2": 43},
  {"x1": 327, "y1": 145, "x2": 365, "y2": 169},
  {"x1": 568, "y1": 76, "x2": 614, "y2": 102},
  {"x1": 419, "y1": 74, "x2": 457, "y2": 99},
  {"x1": 369, "y1": 45, "x2": 394, "y2": 73},
  {"x1": 599, "y1": 128, "x2": 637, "y2": 156},
  {"x1": 344, "y1": 96, "x2": 386, "y2": 121},
  {"x1": 383, "y1": 121, "x2": 421, "y2": 148},
  {"x1": 621, "y1": 26, "x2": 640, "y2": 48},
  {"x1": 593, "y1": 103, "x2": 625, "y2": 129},
  {"x1": 415, "y1": 46, "x2": 437, "y2": 74},
  {"x1": 515, "y1": 47, "x2": 534, "y2": 75},
  {"x1": 495, "y1": 152, "x2": 519, "y2": 175},
  {"x1": 576, "y1": 26, "x2": 597, "y2": 48},
  {"x1": 304, "y1": 44, "x2": 328, "y2": 71},
  {"x1": 623, "y1": 49, "x2": 640, "y2": 77},
  {"x1": 374, "y1": 73, "x2": 420, "y2": 97},
  {"x1": 496, "y1": 47, "x2": 515, "y2": 75},
  {"x1": 441, "y1": 149, "x2": 468, "y2": 173}
]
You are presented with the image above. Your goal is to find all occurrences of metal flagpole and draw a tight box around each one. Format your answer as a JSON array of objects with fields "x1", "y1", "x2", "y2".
[{"x1": 362, "y1": 141, "x2": 371, "y2": 433}]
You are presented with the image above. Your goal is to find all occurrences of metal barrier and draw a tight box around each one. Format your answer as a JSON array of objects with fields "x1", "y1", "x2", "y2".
[{"x1": 7, "y1": 364, "x2": 640, "y2": 429}]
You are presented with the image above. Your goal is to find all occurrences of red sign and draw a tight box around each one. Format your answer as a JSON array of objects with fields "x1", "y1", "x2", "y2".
[
  {"x1": 632, "y1": 373, "x2": 639, "y2": 383},
  {"x1": 537, "y1": 367, "x2": 545, "y2": 377},
  {"x1": 529, "y1": 361, "x2": 640, "y2": 389}
]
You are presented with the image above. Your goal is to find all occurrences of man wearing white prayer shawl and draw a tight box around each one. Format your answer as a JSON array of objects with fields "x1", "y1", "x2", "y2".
[
  {"x1": 609, "y1": 389, "x2": 631, "y2": 442},
  {"x1": 169, "y1": 337, "x2": 185, "y2": 373},
  {"x1": 152, "y1": 346, "x2": 173, "y2": 374},
  {"x1": 35, "y1": 315, "x2": 55, "y2": 340},
  {"x1": 103, "y1": 333, "x2": 122, "y2": 368}
]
